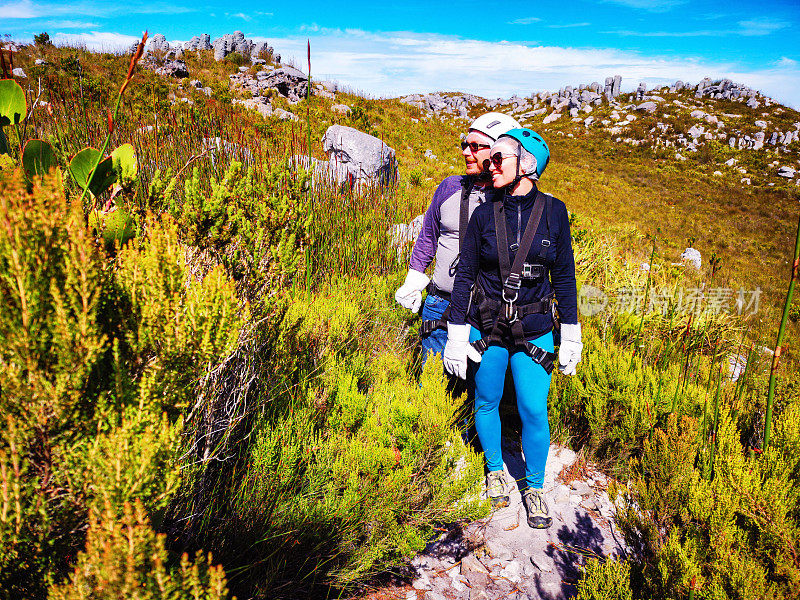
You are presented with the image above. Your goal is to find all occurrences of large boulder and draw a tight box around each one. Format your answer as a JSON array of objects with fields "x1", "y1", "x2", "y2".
[
  {"x1": 231, "y1": 30, "x2": 252, "y2": 55},
  {"x1": 147, "y1": 34, "x2": 170, "y2": 54},
  {"x1": 321, "y1": 125, "x2": 396, "y2": 186},
  {"x1": 258, "y1": 66, "x2": 309, "y2": 102},
  {"x1": 212, "y1": 32, "x2": 253, "y2": 61},
  {"x1": 184, "y1": 34, "x2": 212, "y2": 51},
  {"x1": 156, "y1": 60, "x2": 189, "y2": 78}
]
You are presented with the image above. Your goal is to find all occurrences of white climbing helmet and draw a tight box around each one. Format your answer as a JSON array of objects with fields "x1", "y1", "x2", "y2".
[{"x1": 469, "y1": 112, "x2": 522, "y2": 141}]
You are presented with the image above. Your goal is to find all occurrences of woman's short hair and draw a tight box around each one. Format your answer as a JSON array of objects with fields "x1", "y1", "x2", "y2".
[{"x1": 491, "y1": 137, "x2": 539, "y2": 180}]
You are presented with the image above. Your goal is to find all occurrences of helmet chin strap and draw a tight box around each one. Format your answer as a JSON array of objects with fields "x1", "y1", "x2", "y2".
[
  {"x1": 479, "y1": 158, "x2": 492, "y2": 181},
  {"x1": 510, "y1": 144, "x2": 524, "y2": 190}
]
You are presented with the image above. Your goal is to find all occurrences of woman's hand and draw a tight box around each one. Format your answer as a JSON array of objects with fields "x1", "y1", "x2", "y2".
[
  {"x1": 443, "y1": 323, "x2": 482, "y2": 379},
  {"x1": 558, "y1": 323, "x2": 583, "y2": 375}
]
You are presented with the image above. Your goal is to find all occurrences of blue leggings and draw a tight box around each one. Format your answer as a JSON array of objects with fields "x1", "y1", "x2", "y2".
[{"x1": 468, "y1": 328, "x2": 553, "y2": 489}]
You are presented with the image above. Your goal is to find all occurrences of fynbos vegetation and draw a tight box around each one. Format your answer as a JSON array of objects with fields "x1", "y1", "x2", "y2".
[{"x1": 1, "y1": 30, "x2": 799, "y2": 600}]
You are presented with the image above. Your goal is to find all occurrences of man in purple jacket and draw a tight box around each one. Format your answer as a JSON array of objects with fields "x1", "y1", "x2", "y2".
[{"x1": 394, "y1": 112, "x2": 522, "y2": 364}]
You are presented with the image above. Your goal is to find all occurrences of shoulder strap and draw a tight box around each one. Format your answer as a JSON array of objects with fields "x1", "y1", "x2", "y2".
[
  {"x1": 494, "y1": 191, "x2": 546, "y2": 286},
  {"x1": 536, "y1": 193, "x2": 553, "y2": 261},
  {"x1": 510, "y1": 191, "x2": 545, "y2": 279},
  {"x1": 458, "y1": 177, "x2": 476, "y2": 253},
  {"x1": 493, "y1": 199, "x2": 511, "y2": 281}
]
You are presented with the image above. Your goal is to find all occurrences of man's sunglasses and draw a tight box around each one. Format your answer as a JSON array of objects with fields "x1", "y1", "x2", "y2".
[
  {"x1": 460, "y1": 140, "x2": 491, "y2": 152},
  {"x1": 490, "y1": 152, "x2": 514, "y2": 167}
]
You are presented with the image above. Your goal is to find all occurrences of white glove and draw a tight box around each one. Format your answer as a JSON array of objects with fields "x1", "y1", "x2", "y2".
[
  {"x1": 558, "y1": 323, "x2": 583, "y2": 376},
  {"x1": 394, "y1": 269, "x2": 430, "y2": 312},
  {"x1": 443, "y1": 323, "x2": 483, "y2": 380}
]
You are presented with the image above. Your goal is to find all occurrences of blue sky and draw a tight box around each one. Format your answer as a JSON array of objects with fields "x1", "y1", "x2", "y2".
[{"x1": 3, "y1": 0, "x2": 800, "y2": 106}]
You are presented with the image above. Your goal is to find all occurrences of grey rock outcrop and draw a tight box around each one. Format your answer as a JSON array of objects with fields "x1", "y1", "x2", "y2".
[
  {"x1": 155, "y1": 60, "x2": 189, "y2": 78},
  {"x1": 212, "y1": 31, "x2": 252, "y2": 61},
  {"x1": 12, "y1": 67, "x2": 26, "y2": 78},
  {"x1": 251, "y1": 41, "x2": 276, "y2": 61},
  {"x1": 164, "y1": 48, "x2": 184, "y2": 61},
  {"x1": 184, "y1": 34, "x2": 212, "y2": 51},
  {"x1": 257, "y1": 66, "x2": 308, "y2": 102},
  {"x1": 322, "y1": 125, "x2": 396, "y2": 186},
  {"x1": 147, "y1": 34, "x2": 170, "y2": 54}
]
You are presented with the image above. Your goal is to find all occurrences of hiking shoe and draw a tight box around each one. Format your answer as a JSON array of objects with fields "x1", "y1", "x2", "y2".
[
  {"x1": 485, "y1": 470, "x2": 510, "y2": 508},
  {"x1": 523, "y1": 488, "x2": 552, "y2": 529}
]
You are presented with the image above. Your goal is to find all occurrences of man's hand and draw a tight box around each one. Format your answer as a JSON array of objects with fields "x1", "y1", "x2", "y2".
[{"x1": 394, "y1": 269, "x2": 430, "y2": 312}]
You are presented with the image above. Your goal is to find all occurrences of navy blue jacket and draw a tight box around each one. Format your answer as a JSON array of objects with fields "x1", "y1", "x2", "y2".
[{"x1": 449, "y1": 184, "x2": 578, "y2": 338}]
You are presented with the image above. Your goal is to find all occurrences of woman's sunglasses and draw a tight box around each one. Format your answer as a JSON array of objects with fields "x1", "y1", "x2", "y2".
[
  {"x1": 460, "y1": 140, "x2": 491, "y2": 152},
  {"x1": 490, "y1": 152, "x2": 514, "y2": 168}
]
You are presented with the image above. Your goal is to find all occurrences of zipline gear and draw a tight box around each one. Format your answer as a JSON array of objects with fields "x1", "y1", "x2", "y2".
[
  {"x1": 468, "y1": 190, "x2": 558, "y2": 375},
  {"x1": 558, "y1": 322, "x2": 583, "y2": 375},
  {"x1": 443, "y1": 323, "x2": 482, "y2": 380},
  {"x1": 448, "y1": 183, "x2": 578, "y2": 341},
  {"x1": 497, "y1": 128, "x2": 550, "y2": 179},
  {"x1": 485, "y1": 470, "x2": 511, "y2": 508},
  {"x1": 522, "y1": 488, "x2": 552, "y2": 529},
  {"x1": 469, "y1": 112, "x2": 522, "y2": 142},
  {"x1": 394, "y1": 269, "x2": 430, "y2": 312}
]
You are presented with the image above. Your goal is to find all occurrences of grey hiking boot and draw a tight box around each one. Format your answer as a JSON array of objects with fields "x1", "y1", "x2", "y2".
[
  {"x1": 485, "y1": 470, "x2": 510, "y2": 508},
  {"x1": 523, "y1": 488, "x2": 552, "y2": 529}
]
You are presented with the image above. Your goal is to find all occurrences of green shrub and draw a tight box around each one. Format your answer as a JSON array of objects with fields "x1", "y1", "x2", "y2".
[
  {"x1": 48, "y1": 500, "x2": 229, "y2": 600},
  {"x1": 576, "y1": 558, "x2": 633, "y2": 600}
]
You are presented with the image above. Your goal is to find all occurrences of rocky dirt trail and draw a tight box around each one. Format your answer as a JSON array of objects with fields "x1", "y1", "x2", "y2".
[{"x1": 364, "y1": 442, "x2": 628, "y2": 600}]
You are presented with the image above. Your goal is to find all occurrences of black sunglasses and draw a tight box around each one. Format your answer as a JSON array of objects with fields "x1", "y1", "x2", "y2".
[
  {"x1": 490, "y1": 152, "x2": 513, "y2": 167},
  {"x1": 460, "y1": 140, "x2": 491, "y2": 152}
]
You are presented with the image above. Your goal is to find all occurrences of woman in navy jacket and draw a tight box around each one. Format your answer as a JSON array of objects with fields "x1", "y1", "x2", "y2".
[{"x1": 443, "y1": 129, "x2": 582, "y2": 529}]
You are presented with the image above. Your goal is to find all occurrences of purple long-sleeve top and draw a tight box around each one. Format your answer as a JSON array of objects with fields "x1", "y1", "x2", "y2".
[{"x1": 409, "y1": 175, "x2": 495, "y2": 293}]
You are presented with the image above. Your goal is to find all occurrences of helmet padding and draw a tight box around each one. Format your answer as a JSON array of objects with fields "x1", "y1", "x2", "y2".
[{"x1": 491, "y1": 138, "x2": 539, "y2": 180}]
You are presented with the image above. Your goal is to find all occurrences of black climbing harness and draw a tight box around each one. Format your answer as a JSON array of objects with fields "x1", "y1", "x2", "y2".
[{"x1": 469, "y1": 190, "x2": 559, "y2": 374}]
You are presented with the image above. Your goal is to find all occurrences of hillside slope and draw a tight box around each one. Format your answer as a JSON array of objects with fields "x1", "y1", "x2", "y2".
[{"x1": 2, "y1": 34, "x2": 799, "y2": 600}]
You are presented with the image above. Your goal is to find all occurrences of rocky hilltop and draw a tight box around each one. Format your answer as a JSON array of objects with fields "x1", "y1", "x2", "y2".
[
  {"x1": 400, "y1": 76, "x2": 799, "y2": 187},
  {"x1": 130, "y1": 30, "x2": 280, "y2": 63},
  {"x1": 81, "y1": 33, "x2": 800, "y2": 187}
]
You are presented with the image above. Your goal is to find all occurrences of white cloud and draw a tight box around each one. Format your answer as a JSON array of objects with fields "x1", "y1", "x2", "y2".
[
  {"x1": 602, "y1": 0, "x2": 687, "y2": 11},
  {"x1": 1, "y1": 0, "x2": 37, "y2": 17},
  {"x1": 269, "y1": 28, "x2": 800, "y2": 108},
  {"x1": 737, "y1": 17, "x2": 791, "y2": 36},
  {"x1": 548, "y1": 23, "x2": 591, "y2": 29},
  {"x1": 52, "y1": 31, "x2": 140, "y2": 50},
  {"x1": 227, "y1": 12, "x2": 251, "y2": 21},
  {"x1": 508, "y1": 17, "x2": 541, "y2": 25},
  {"x1": 40, "y1": 19, "x2": 98, "y2": 29},
  {"x1": 604, "y1": 17, "x2": 792, "y2": 37},
  {"x1": 0, "y1": 0, "x2": 193, "y2": 18}
]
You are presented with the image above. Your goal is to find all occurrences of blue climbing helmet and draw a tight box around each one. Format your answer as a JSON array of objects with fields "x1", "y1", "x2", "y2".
[{"x1": 496, "y1": 128, "x2": 550, "y2": 179}]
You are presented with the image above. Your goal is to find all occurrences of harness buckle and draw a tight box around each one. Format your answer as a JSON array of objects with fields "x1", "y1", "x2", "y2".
[
  {"x1": 504, "y1": 273, "x2": 522, "y2": 290},
  {"x1": 472, "y1": 338, "x2": 488, "y2": 355},
  {"x1": 541, "y1": 239, "x2": 551, "y2": 248}
]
